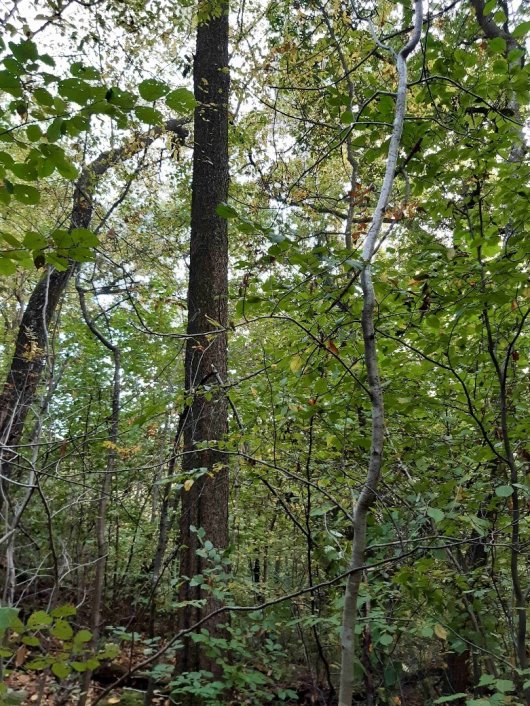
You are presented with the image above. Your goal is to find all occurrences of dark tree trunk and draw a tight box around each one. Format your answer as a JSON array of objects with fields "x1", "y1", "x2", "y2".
[
  {"x1": 0, "y1": 265, "x2": 73, "y2": 452},
  {"x1": 175, "y1": 0, "x2": 230, "y2": 677},
  {"x1": 0, "y1": 166, "x2": 93, "y2": 469}
]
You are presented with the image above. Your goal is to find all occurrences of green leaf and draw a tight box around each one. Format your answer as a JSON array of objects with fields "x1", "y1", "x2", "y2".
[
  {"x1": 165, "y1": 87, "x2": 197, "y2": 113},
  {"x1": 23, "y1": 231, "x2": 47, "y2": 250},
  {"x1": 3, "y1": 57, "x2": 24, "y2": 76},
  {"x1": 512, "y1": 21, "x2": 530, "y2": 38},
  {"x1": 65, "y1": 114, "x2": 90, "y2": 137},
  {"x1": 13, "y1": 183, "x2": 40, "y2": 205},
  {"x1": 139, "y1": 78, "x2": 169, "y2": 101},
  {"x1": 51, "y1": 604, "x2": 76, "y2": 618},
  {"x1": 216, "y1": 202, "x2": 238, "y2": 219},
  {"x1": 379, "y1": 633, "x2": 393, "y2": 646},
  {"x1": 134, "y1": 106, "x2": 163, "y2": 125},
  {"x1": 40, "y1": 53, "x2": 55, "y2": 67},
  {"x1": 54, "y1": 158, "x2": 78, "y2": 180},
  {"x1": 0, "y1": 151, "x2": 14, "y2": 167},
  {"x1": 45, "y1": 252, "x2": 68, "y2": 270},
  {"x1": 2, "y1": 232, "x2": 22, "y2": 247},
  {"x1": 40, "y1": 144, "x2": 78, "y2": 179},
  {"x1": 495, "y1": 485, "x2": 513, "y2": 497},
  {"x1": 290, "y1": 355, "x2": 303, "y2": 373},
  {"x1": 71, "y1": 661, "x2": 88, "y2": 672},
  {"x1": 33, "y1": 87, "x2": 54, "y2": 106},
  {"x1": 0, "y1": 606, "x2": 19, "y2": 629},
  {"x1": 46, "y1": 117, "x2": 64, "y2": 143},
  {"x1": 37, "y1": 158, "x2": 55, "y2": 179},
  {"x1": 26, "y1": 124, "x2": 42, "y2": 142},
  {"x1": 426, "y1": 507, "x2": 445, "y2": 522},
  {"x1": 51, "y1": 619, "x2": 74, "y2": 640},
  {"x1": 73, "y1": 629, "x2": 92, "y2": 644},
  {"x1": 0, "y1": 70, "x2": 22, "y2": 97},
  {"x1": 52, "y1": 229, "x2": 73, "y2": 248},
  {"x1": 51, "y1": 661, "x2": 71, "y2": 679},
  {"x1": 0, "y1": 255, "x2": 17, "y2": 275},
  {"x1": 433, "y1": 695, "x2": 467, "y2": 704},
  {"x1": 494, "y1": 679, "x2": 514, "y2": 693},
  {"x1": 27, "y1": 610, "x2": 53, "y2": 629},
  {"x1": 483, "y1": 0, "x2": 496, "y2": 13},
  {"x1": 489, "y1": 37, "x2": 506, "y2": 54},
  {"x1": 71, "y1": 227, "x2": 100, "y2": 247},
  {"x1": 0, "y1": 186, "x2": 11, "y2": 205},
  {"x1": 106, "y1": 87, "x2": 137, "y2": 111},
  {"x1": 11, "y1": 163, "x2": 38, "y2": 181},
  {"x1": 70, "y1": 62, "x2": 100, "y2": 80},
  {"x1": 8, "y1": 40, "x2": 38, "y2": 63},
  {"x1": 26, "y1": 658, "x2": 49, "y2": 670},
  {"x1": 58, "y1": 78, "x2": 99, "y2": 104},
  {"x1": 22, "y1": 636, "x2": 41, "y2": 646}
]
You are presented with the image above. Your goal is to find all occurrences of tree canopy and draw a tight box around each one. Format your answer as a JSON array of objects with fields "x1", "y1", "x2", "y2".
[{"x1": 0, "y1": 0, "x2": 528, "y2": 705}]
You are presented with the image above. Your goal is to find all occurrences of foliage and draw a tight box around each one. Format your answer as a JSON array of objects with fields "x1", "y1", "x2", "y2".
[
  {"x1": 0, "y1": 0, "x2": 529, "y2": 704},
  {"x1": 0, "y1": 605, "x2": 118, "y2": 702}
]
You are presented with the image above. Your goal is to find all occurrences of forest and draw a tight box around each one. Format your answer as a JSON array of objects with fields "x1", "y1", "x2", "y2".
[{"x1": 0, "y1": 0, "x2": 528, "y2": 704}]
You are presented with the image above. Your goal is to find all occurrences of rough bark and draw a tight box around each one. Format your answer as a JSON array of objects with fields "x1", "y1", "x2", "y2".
[
  {"x1": 175, "y1": 0, "x2": 230, "y2": 679},
  {"x1": 337, "y1": 5, "x2": 423, "y2": 705}
]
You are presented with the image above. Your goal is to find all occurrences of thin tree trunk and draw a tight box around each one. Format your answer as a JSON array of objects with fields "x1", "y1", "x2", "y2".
[
  {"x1": 175, "y1": 0, "x2": 230, "y2": 680},
  {"x1": 77, "y1": 284, "x2": 121, "y2": 706},
  {"x1": 337, "y1": 6, "x2": 423, "y2": 706},
  {"x1": 468, "y1": 5, "x2": 528, "y2": 702}
]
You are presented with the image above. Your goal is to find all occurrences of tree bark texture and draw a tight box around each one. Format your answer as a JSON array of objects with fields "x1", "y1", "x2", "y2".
[{"x1": 175, "y1": 0, "x2": 230, "y2": 678}]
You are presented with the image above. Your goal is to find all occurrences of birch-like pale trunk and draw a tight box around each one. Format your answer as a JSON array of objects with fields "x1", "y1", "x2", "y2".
[{"x1": 337, "y1": 4, "x2": 423, "y2": 705}]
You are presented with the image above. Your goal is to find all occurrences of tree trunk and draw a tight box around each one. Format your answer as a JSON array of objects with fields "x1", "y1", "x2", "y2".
[
  {"x1": 76, "y1": 285, "x2": 121, "y2": 706},
  {"x1": 337, "y1": 5, "x2": 423, "y2": 705},
  {"x1": 175, "y1": 0, "x2": 230, "y2": 679}
]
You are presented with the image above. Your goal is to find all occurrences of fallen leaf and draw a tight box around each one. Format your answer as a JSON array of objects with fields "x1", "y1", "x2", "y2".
[
  {"x1": 434, "y1": 623, "x2": 448, "y2": 640},
  {"x1": 15, "y1": 645, "x2": 28, "y2": 667}
]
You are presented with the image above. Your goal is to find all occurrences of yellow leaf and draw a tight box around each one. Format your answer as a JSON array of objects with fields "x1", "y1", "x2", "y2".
[
  {"x1": 184, "y1": 479, "x2": 194, "y2": 491},
  {"x1": 290, "y1": 355, "x2": 303, "y2": 373},
  {"x1": 434, "y1": 623, "x2": 448, "y2": 640}
]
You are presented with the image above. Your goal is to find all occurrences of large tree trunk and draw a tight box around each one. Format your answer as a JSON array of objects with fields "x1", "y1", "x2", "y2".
[{"x1": 175, "y1": 0, "x2": 230, "y2": 678}]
